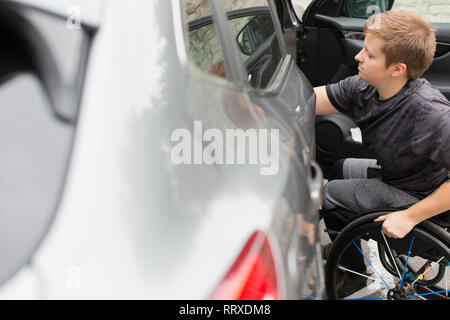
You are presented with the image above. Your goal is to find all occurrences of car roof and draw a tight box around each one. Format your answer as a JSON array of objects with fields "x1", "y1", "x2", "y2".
[{"x1": 6, "y1": 0, "x2": 104, "y2": 26}]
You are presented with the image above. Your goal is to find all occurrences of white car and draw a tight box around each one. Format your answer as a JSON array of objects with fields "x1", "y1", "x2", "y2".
[{"x1": 0, "y1": 0, "x2": 324, "y2": 299}]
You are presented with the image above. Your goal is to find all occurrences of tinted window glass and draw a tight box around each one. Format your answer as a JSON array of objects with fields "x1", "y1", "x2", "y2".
[
  {"x1": 236, "y1": 14, "x2": 275, "y2": 56},
  {"x1": 392, "y1": 0, "x2": 450, "y2": 23},
  {"x1": 291, "y1": 0, "x2": 314, "y2": 18},
  {"x1": 342, "y1": 0, "x2": 392, "y2": 19},
  {"x1": 0, "y1": 5, "x2": 87, "y2": 285},
  {"x1": 182, "y1": 0, "x2": 227, "y2": 79},
  {"x1": 222, "y1": 0, "x2": 284, "y2": 88}
]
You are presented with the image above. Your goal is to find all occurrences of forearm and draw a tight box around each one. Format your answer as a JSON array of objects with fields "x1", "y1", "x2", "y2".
[{"x1": 406, "y1": 179, "x2": 450, "y2": 224}]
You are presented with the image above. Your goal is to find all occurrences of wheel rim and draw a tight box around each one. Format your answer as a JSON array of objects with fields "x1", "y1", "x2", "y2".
[{"x1": 325, "y1": 223, "x2": 450, "y2": 300}]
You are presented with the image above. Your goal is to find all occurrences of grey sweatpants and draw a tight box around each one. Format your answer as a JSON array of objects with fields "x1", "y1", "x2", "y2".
[{"x1": 322, "y1": 158, "x2": 420, "y2": 213}]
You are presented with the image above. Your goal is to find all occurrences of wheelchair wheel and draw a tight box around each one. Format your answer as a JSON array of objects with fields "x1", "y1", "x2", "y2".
[{"x1": 325, "y1": 219, "x2": 450, "y2": 300}]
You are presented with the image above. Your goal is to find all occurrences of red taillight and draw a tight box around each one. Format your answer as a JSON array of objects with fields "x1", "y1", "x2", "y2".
[{"x1": 209, "y1": 231, "x2": 280, "y2": 300}]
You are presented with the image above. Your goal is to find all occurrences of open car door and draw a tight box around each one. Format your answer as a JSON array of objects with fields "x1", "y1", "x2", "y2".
[{"x1": 288, "y1": 0, "x2": 450, "y2": 177}]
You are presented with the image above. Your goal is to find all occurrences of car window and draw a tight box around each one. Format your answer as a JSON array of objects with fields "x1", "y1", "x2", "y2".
[
  {"x1": 222, "y1": 0, "x2": 284, "y2": 89},
  {"x1": 182, "y1": 0, "x2": 228, "y2": 79},
  {"x1": 392, "y1": 0, "x2": 450, "y2": 23},
  {"x1": 340, "y1": 0, "x2": 450, "y2": 23},
  {"x1": 181, "y1": 0, "x2": 285, "y2": 89},
  {"x1": 291, "y1": 0, "x2": 314, "y2": 19},
  {"x1": 342, "y1": 0, "x2": 392, "y2": 19}
]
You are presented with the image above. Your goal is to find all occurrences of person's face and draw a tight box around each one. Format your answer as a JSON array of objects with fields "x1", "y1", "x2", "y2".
[{"x1": 355, "y1": 33, "x2": 392, "y2": 87}]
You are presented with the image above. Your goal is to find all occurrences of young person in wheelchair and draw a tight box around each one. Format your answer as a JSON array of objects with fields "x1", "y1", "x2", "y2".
[{"x1": 314, "y1": 11, "x2": 450, "y2": 299}]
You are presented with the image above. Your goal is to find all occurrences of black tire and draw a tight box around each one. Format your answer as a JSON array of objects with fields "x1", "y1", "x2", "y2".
[{"x1": 325, "y1": 221, "x2": 450, "y2": 300}]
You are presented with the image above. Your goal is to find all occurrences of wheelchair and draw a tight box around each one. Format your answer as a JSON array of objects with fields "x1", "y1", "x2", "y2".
[{"x1": 323, "y1": 207, "x2": 450, "y2": 300}]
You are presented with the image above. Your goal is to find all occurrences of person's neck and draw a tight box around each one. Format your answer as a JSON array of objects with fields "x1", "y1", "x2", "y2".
[{"x1": 376, "y1": 77, "x2": 409, "y2": 100}]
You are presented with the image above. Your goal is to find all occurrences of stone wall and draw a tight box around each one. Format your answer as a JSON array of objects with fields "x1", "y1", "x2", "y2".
[
  {"x1": 186, "y1": 0, "x2": 267, "y2": 22},
  {"x1": 291, "y1": 0, "x2": 312, "y2": 17},
  {"x1": 392, "y1": 0, "x2": 450, "y2": 23},
  {"x1": 291, "y1": 0, "x2": 450, "y2": 23}
]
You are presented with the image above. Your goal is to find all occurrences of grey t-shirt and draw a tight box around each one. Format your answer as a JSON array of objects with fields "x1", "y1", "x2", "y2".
[{"x1": 326, "y1": 75, "x2": 450, "y2": 199}]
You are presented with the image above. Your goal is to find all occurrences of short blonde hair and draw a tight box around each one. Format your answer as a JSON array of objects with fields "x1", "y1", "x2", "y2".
[{"x1": 364, "y1": 11, "x2": 436, "y2": 79}]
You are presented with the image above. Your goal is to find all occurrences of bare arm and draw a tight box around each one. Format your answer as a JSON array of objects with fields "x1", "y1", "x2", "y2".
[
  {"x1": 314, "y1": 86, "x2": 340, "y2": 115},
  {"x1": 375, "y1": 177, "x2": 450, "y2": 238}
]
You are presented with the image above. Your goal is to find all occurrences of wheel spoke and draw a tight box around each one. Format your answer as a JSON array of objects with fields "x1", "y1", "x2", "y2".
[
  {"x1": 407, "y1": 290, "x2": 450, "y2": 299},
  {"x1": 338, "y1": 265, "x2": 384, "y2": 284},
  {"x1": 381, "y1": 232, "x2": 402, "y2": 279},
  {"x1": 342, "y1": 297, "x2": 388, "y2": 300},
  {"x1": 399, "y1": 236, "x2": 414, "y2": 289},
  {"x1": 352, "y1": 240, "x2": 391, "y2": 290},
  {"x1": 446, "y1": 264, "x2": 449, "y2": 298}
]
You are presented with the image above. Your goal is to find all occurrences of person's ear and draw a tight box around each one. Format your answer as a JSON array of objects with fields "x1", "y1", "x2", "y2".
[{"x1": 391, "y1": 62, "x2": 407, "y2": 78}]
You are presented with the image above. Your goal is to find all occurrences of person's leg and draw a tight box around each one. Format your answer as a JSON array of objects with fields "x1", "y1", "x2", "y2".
[
  {"x1": 329, "y1": 158, "x2": 380, "y2": 180},
  {"x1": 322, "y1": 158, "x2": 381, "y2": 241},
  {"x1": 322, "y1": 178, "x2": 419, "y2": 214},
  {"x1": 321, "y1": 159, "x2": 420, "y2": 277}
]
